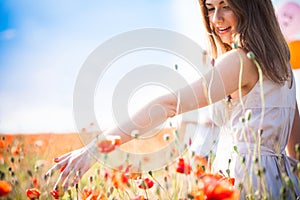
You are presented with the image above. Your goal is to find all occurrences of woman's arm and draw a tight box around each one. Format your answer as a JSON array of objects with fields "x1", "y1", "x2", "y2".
[
  {"x1": 47, "y1": 48, "x2": 258, "y2": 191},
  {"x1": 103, "y1": 49, "x2": 258, "y2": 143},
  {"x1": 286, "y1": 102, "x2": 300, "y2": 160}
]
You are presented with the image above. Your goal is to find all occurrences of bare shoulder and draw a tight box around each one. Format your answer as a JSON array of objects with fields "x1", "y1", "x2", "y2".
[
  {"x1": 216, "y1": 48, "x2": 254, "y2": 70},
  {"x1": 213, "y1": 48, "x2": 259, "y2": 96}
]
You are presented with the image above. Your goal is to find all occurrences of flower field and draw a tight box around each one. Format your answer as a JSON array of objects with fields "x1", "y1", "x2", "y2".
[
  {"x1": 0, "y1": 133, "x2": 83, "y2": 199},
  {"x1": 0, "y1": 131, "x2": 240, "y2": 200}
]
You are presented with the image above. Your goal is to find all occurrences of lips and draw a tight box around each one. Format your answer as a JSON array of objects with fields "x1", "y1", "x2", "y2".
[{"x1": 216, "y1": 26, "x2": 231, "y2": 34}]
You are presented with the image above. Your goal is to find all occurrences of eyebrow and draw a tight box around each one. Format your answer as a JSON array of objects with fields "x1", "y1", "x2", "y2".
[{"x1": 206, "y1": 0, "x2": 225, "y2": 6}]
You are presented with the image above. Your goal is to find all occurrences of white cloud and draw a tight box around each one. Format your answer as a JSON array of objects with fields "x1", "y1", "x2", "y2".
[{"x1": 0, "y1": 1, "x2": 179, "y2": 133}]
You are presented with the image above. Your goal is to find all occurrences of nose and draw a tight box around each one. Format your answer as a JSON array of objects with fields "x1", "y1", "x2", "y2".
[{"x1": 212, "y1": 9, "x2": 223, "y2": 24}]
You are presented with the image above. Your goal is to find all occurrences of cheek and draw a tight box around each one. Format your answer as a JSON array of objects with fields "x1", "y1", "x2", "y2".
[
  {"x1": 223, "y1": 11, "x2": 238, "y2": 24},
  {"x1": 229, "y1": 14, "x2": 238, "y2": 30},
  {"x1": 208, "y1": 14, "x2": 214, "y2": 24}
]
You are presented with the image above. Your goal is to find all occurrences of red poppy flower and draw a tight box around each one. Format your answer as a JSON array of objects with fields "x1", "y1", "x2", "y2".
[
  {"x1": 111, "y1": 171, "x2": 130, "y2": 190},
  {"x1": 112, "y1": 174, "x2": 120, "y2": 189},
  {"x1": 194, "y1": 155, "x2": 208, "y2": 177},
  {"x1": 81, "y1": 187, "x2": 102, "y2": 200},
  {"x1": 138, "y1": 178, "x2": 154, "y2": 190},
  {"x1": 121, "y1": 173, "x2": 129, "y2": 185},
  {"x1": 176, "y1": 157, "x2": 191, "y2": 175},
  {"x1": 32, "y1": 177, "x2": 39, "y2": 189},
  {"x1": 190, "y1": 173, "x2": 239, "y2": 200},
  {"x1": 222, "y1": 176, "x2": 235, "y2": 186},
  {"x1": 50, "y1": 190, "x2": 59, "y2": 199},
  {"x1": 81, "y1": 187, "x2": 92, "y2": 199},
  {"x1": 60, "y1": 165, "x2": 66, "y2": 172},
  {"x1": 0, "y1": 180, "x2": 12, "y2": 197},
  {"x1": 128, "y1": 172, "x2": 142, "y2": 180},
  {"x1": 11, "y1": 145, "x2": 21, "y2": 155},
  {"x1": 26, "y1": 188, "x2": 41, "y2": 199},
  {"x1": 97, "y1": 136, "x2": 121, "y2": 153}
]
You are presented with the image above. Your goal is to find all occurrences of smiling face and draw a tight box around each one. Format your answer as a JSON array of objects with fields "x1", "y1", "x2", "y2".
[{"x1": 205, "y1": 0, "x2": 238, "y2": 45}]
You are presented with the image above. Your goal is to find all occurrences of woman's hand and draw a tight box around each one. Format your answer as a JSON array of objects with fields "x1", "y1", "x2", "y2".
[{"x1": 46, "y1": 135, "x2": 121, "y2": 192}]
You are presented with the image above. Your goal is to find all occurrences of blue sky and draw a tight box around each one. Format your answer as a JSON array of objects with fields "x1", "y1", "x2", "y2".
[
  {"x1": 0, "y1": 0, "x2": 299, "y2": 133},
  {"x1": 0, "y1": 0, "x2": 204, "y2": 133}
]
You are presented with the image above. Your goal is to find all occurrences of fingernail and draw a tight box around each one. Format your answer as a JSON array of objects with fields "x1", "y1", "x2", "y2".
[{"x1": 54, "y1": 157, "x2": 59, "y2": 162}]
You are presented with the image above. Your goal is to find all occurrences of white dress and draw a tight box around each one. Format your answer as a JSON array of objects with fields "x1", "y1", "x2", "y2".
[{"x1": 210, "y1": 76, "x2": 300, "y2": 199}]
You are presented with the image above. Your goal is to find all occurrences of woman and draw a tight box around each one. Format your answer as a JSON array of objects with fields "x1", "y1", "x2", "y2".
[
  {"x1": 198, "y1": 0, "x2": 300, "y2": 199},
  {"x1": 47, "y1": 0, "x2": 300, "y2": 198}
]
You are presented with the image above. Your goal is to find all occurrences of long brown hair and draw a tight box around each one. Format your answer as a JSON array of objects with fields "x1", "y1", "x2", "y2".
[{"x1": 199, "y1": 0, "x2": 290, "y2": 84}]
